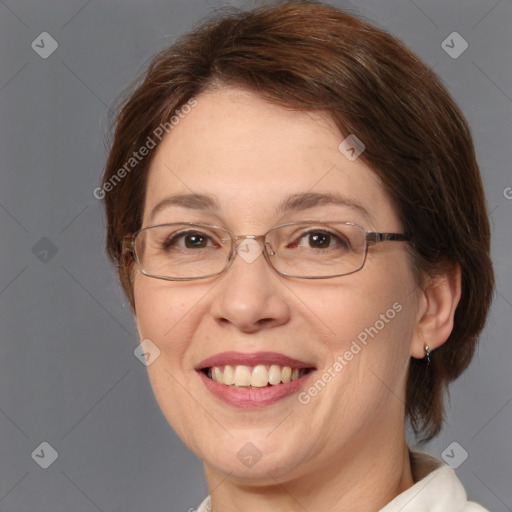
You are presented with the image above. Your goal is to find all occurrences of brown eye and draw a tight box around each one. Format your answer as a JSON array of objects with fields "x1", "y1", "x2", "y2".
[
  {"x1": 308, "y1": 232, "x2": 332, "y2": 249},
  {"x1": 163, "y1": 231, "x2": 214, "y2": 250},
  {"x1": 292, "y1": 230, "x2": 350, "y2": 250}
]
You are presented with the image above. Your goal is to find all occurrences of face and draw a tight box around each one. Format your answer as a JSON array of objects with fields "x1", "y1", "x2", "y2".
[{"x1": 133, "y1": 87, "x2": 422, "y2": 485}]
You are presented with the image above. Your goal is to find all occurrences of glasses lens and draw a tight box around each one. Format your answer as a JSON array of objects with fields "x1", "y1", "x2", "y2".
[
  {"x1": 134, "y1": 224, "x2": 230, "y2": 279},
  {"x1": 267, "y1": 222, "x2": 366, "y2": 277}
]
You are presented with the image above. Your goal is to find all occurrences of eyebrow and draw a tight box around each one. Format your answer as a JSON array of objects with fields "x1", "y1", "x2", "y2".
[
  {"x1": 149, "y1": 192, "x2": 373, "y2": 223},
  {"x1": 277, "y1": 192, "x2": 372, "y2": 221},
  {"x1": 149, "y1": 193, "x2": 220, "y2": 222}
]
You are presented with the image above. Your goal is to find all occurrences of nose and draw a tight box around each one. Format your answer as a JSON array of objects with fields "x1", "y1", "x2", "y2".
[{"x1": 209, "y1": 238, "x2": 291, "y2": 333}]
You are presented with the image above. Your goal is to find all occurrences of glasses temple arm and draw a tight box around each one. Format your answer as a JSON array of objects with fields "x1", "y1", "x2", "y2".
[
  {"x1": 366, "y1": 232, "x2": 410, "y2": 244},
  {"x1": 122, "y1": 235, "x2": 134, "y2": 256}
]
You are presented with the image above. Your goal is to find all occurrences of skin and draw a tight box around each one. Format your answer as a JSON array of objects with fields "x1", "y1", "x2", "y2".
[{"x1": 132, "y1": 87, "x2": 461, "y2": 512}]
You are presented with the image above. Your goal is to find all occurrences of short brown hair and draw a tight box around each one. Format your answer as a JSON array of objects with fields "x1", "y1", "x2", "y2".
[{"x1": 102, "y1": 0, "x2": 494, "y2": 441}]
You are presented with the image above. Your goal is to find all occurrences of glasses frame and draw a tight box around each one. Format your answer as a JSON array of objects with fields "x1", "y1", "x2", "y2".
[{"x1": 122, "y1": 220, "x2": 410, "y2": 281}]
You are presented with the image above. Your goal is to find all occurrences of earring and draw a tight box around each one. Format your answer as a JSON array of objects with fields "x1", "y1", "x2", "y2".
[{"x1": 424, "y1": 345, "x2": 431, "y2": 366}]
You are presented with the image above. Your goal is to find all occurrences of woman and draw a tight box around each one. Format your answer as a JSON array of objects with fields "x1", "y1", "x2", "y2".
[{"x1": 101, "y1": 2, "x2": 494, "y2": 510}]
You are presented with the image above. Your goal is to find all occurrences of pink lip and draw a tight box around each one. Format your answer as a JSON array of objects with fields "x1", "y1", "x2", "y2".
[
  {"x1": 195, "y1": 351, "x2": 317, "y2": 409},
  {"x1": 195, "y1": 351, "x2": 316, "y2": 370},
  {"x1": 197, "y1": 369, "x2": 316, "y2": 408}
]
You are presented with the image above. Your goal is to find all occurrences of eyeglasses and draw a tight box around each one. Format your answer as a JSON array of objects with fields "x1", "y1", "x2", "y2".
[{"x1": 122, "y1": 221, "x2": 409, "y2": 281}]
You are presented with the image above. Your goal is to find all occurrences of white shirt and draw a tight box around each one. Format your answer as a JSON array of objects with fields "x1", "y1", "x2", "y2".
[{"x1": 195, "y1": 451, "x2": 489, "y2": 512}]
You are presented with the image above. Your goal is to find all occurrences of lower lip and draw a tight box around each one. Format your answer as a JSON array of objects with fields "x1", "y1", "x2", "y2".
[{"x1": 197, "y1": 370, "x2": 316, "y2": 408}]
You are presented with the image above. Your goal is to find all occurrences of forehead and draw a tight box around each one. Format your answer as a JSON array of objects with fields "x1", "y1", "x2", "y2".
[{"x1": 143, "y1": 87, "x2": 398, "y2": 231}]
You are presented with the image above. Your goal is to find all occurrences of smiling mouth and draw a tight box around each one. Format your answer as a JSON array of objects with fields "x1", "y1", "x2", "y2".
[{"x1": 202, "y1": 364, "x2": 315, "y2": 388}]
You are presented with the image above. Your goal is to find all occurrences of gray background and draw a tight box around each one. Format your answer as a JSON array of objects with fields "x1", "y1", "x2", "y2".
[{"x1": 1, "y1": 0, "x2": 511, "y2": 511}]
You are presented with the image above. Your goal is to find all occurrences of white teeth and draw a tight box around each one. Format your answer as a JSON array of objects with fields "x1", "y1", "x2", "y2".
[
  {"x1": 207, "y1": 364, "x2": 310, "y2": 387},
  {"x1": 268, "y1": 364, "x2": 282, "y2": 385},
  {"x1": 223, "y1": 365, "x2": 235, "y2": 385},
  {"x1": 233, "y1": 365, "x2": 252, "y2": 386},
  {"x1": 212, "y1": 366, "x2": 222, "y2": 383},
  {"x1": 251, "y1": 365, "x2": 269, "y2": 387},
  {"x1": 281, "y1": 366, "x2": 292, "y2": 383}
]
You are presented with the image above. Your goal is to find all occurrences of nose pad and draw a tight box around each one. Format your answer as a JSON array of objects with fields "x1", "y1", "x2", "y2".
[
  {"x1": 234, "y1": 237, "x2": 264, "y2": 264},
  {"x1": 265, "y1": 240, "x2": 275, "y2": 257}
]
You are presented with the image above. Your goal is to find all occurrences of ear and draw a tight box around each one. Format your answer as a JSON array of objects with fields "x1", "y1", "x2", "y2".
[{"x1": 410, "y1": 262, "x2": 462, "y2": 359}]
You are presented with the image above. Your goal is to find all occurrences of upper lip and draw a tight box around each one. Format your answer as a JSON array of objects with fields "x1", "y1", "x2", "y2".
[{"x1": 195, "y1": 351, "x2": 316, "y2": 370}]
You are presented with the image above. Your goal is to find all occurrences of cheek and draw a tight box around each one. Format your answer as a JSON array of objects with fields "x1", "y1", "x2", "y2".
[
  {"x1": 309, "y1": 281, "x2": 416, "y2": 422},
  {"x1": 132, "y1": 279, "x2": 204, "y2": 441},
  {"x1": 309, "y1": 261, "x2": 418, "y2": 382},
  {"x1": 312, "y1": 282, "x2": 409, "y2": 345},
  {"x1": 133, "y1": 278, "x2": 199, "y2": 361}
]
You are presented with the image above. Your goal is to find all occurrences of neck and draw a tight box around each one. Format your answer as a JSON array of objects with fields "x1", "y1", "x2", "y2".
[{"x1": 202, "y1": 427, "x2": 414, "y2": 512}]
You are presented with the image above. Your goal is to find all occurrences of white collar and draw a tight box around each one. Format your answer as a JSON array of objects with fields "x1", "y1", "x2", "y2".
[
  {"x1": 196, "y1": 450, "x2": 488, "y2": 512},
  {"x1": 379, "y1": 450, "x2": 468, "y2": 511}
]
